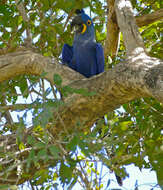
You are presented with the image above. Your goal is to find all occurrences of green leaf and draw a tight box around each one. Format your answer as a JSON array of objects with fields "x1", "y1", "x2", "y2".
[
  {"x1": 53, "y1": 74, "x2": 62, "y2": 86},
  {"x1": 27, "y1": 136, "x2": 36, "y2": 145},
  {"x1": 120, "y1": 121, "x2": 133, "y2": 131},
  {"x1": 73, "y1": 88, "x2": 96, "y2": 96},
  {"x1": 18, "y1": 142, "x2": 25, "y2": 150},
  {"x1": 49, "y1": 145, "x2": 60, "y2": 159},
  {"x1": 66, "y1": 135, "x2": 78, "y2": 151},
  {"x1": 53, "y1": 172, "x2": 58, "y2": 181},
  {"x1": 59, "y1": 162, "x2": 73, "y2": 184},
  {"x1": 19, "y1": 77, "x2": 28, "y2": 95},
  {"x1": 37, "y1": 149, "x2": 48, "y2": 160},
  {"x1": 34, "y1": 169, "x2": 49, "y2": 185},
  {"x1": 35, "y1": 142, "x2": 46, "y2": 149},
  {"x1": 27, "y1": 149, "x2": 35, "y2": 169},
  {"x1": 0, "y1": 185, "x2": 10, "y2": 190},
  {"x1": 60, "y1": 85, "x2": 74, "y2": 96}
]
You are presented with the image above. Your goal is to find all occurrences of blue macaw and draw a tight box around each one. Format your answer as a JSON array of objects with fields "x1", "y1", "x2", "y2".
[
  {"x1": 62, "y1": 9, "x2": 123, "y2": 187},
  {"x1": 62, "y1": 9, "x2": 104, "y2": 78}
]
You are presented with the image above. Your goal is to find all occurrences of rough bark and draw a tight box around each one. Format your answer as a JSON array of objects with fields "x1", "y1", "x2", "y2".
[
  {"x1": 0, "y1": 0, "x2": 163, "y2": 185},
  {"x1": 0, "y1": 49, "x2": 83, "y2": 86},
  {"x1": 104, "y1": 3, "x2": 163, "y2": 59},
  {"x1": 136, "y1": 8, "x2": 163, "y2": 27},
  {"x1": 115, "y1": 0, "x2": 145, "y2": 55},
  {"x1": 104, "y1": 0, "x2": 120, "y2": 59}
]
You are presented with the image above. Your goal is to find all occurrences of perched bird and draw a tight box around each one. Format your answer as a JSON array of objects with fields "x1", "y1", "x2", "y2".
[
  {"x1": 62, "y1": 9, "x2": 122, "y2": 186},
  {"x1": 62, "y1": 9, "x2": 104, "y2": 78}
]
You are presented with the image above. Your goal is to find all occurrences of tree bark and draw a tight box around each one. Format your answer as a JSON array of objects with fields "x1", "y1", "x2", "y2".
[
  {"x1": 104, "y1": 0, "x2": 120, "y2": 59},
  {"x1": 104, "y1": 4, "x2": 163, "y2": 59},
  {"x1": 136, "y1": 8, "x2": 163, "y2": 27},
  {"x1": 115, "y1": 0, "x2": 145, "y2": 55}
]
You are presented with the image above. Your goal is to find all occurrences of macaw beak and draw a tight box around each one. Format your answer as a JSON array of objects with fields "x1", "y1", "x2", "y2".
[{"x1": 71, "y1": 15, "x2": 87, "y2": 34}]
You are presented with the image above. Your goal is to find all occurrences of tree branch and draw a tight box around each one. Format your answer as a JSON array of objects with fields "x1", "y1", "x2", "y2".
[
  {"x1": 0, "y1": 49, "x2": 163, "y2": 185},
  {"x1": 15, "y1": 0, "x2": 32, "y2": 47},
  {"x1": 104, "y1": 0, "x2": 120, "y2": 59},
  {"x1": 136, "y1": 8, "x2": 163, "y2": 27},
  {"x1": 0, "y1": 103, "x2": 34, "y2": 112},
  {"x1": 115, "y1": 0, "x2": 145, "y2": 56},
  {"x1": 104, "y1": 2, "x2": 163, "y2": 58},
  {"x1": 0, "y1": 50, "x2": 83, "y2": 86},
  {"x1": 0, "y1": 50, "x2": 163, "y2": 133},
  {"x1": 0, "y1": 92, "x2": 13, "y2": 125}
]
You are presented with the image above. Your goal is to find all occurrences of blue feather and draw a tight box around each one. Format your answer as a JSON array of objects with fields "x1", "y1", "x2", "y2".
[{"x1": 62, "y1": 10, "x2": 104, "y2": 78}]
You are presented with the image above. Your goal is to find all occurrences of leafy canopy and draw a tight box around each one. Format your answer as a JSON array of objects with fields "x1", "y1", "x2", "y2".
[{"x1": 0, "y1": 0, "x2": 162, "y2": 189}]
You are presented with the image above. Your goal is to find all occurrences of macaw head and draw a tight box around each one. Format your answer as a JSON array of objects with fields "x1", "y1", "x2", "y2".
[{"x1": 71, "y1": 9, "x2": 94, "y2": 40}]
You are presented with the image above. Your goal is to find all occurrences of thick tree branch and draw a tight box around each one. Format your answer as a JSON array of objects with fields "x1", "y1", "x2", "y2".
[
  {"x1": 136, "y1": 8, "x2": 163, "y2": 27},
  {"x1": 115, "y1": 0, "x2": 145, "y2": 55},
  {"x1": 0, "y1": 50, "x2": 83, "y2": 86},
  {"x1": 104, "y1": 1, "x2": 162, "y2": 58},
  {"x1": 0, "y1": 50, "x2": 163, "y2": 131},
  {"x1": 104, "y1": 0, "x2": 120, "y2": 59},
  {"x1": 0, "y1": 49, "x2": 163, "y2": 184}
]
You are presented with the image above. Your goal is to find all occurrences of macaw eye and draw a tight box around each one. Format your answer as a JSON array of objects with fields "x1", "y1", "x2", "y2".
[{"x1": 87, "y1": 20, "x2": 91, "y2": 25}]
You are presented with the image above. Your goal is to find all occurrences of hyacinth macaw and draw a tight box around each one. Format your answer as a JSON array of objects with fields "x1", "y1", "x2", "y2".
[
  {"x1": 62, "y1": 9, "x2": 122, "y2": 186},
  {"x1": 62, "y1": 9, "x2": 104, "y2": 78}
]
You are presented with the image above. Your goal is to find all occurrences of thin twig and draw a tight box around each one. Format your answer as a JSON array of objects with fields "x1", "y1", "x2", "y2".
[
  {"x1": 50, "y1": 82, "x2": 69, "y2": 135},
  {"x1": 63, "y1": 9, "x2": 75, "y2": 31},
  {"x1": 15, "y1": 0, "x2": 32, "y2": 47},
  {"x1": 75, "y1": 152, "x2": 91, "y2": 189}
]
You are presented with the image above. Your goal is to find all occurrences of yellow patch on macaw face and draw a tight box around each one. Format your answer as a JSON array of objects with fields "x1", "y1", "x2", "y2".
[{"x1": 81, "y1": 23, "x2": 87, "y2": 34}]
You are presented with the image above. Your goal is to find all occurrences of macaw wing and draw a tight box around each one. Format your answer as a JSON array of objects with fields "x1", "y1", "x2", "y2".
[
  {"x1": 62, "y1": 44, "x2": 73, "y2": 64},
  {"x1": 95, "y1": 43, "x2": 105, "y2": 74},
  {"x1": 62, "y1": 44, "x2": 77, "y2": 70}
]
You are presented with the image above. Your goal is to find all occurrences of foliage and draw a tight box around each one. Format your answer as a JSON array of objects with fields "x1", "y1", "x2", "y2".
[{"x1": 0, "y1": 0, "x2": 162, "y2": 189}]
